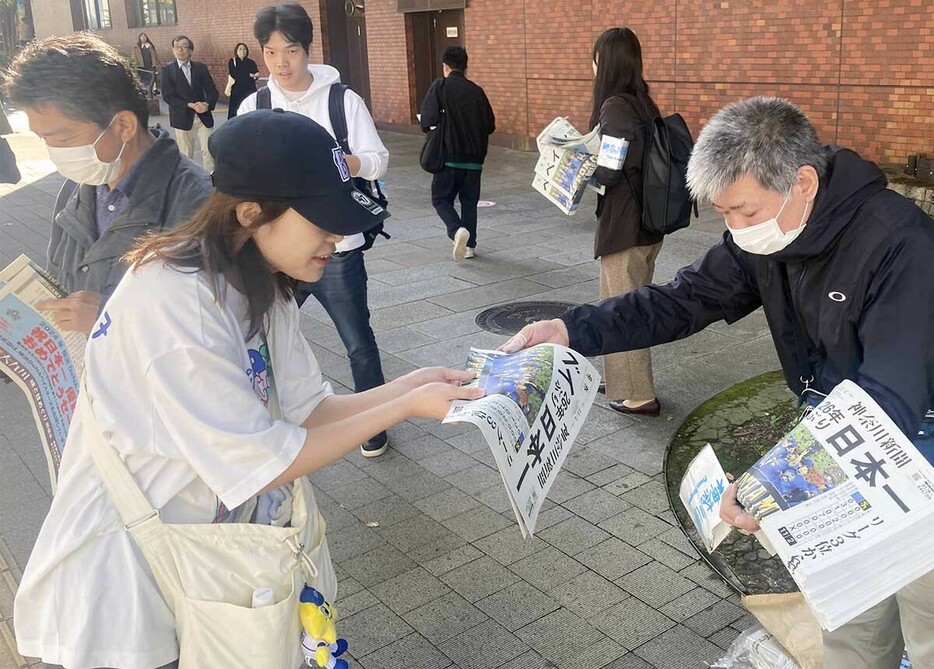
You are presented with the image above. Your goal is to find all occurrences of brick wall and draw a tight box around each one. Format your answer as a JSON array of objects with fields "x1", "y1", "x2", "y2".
[
  {"x1": 41, "y1": 0, "x2": 932, "y2": 163},
  {"x1": 376, "y1": 0, "x2": 933, "y2": 163},
  {"x1": 363, "y1": 1, "x2": 410, "y2": 124},
  {"x1": 83, "y1": 0, "x2": 325, "y2": 103}
]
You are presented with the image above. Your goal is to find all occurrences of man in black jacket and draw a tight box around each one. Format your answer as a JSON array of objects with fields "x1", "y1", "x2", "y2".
[
  {"x1": 4, "y1": 33, "x2": 211, "y2": 336},
  {"x1": 503, "y1": 97, "x2": 934, "y2": 669},
  {"x1": 420, "y1": 46, "x2": 495, "y2": 261},
  {"x1": 161, "y1": 35, "x2": 219, "y2": 172}
]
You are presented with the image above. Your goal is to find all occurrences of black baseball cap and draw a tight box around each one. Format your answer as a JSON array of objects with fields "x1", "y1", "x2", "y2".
[{"x1": 208, "y1": 109, "x2": 389, "y2": 236}]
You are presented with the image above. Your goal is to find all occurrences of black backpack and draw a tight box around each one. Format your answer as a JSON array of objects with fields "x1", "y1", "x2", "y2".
[
  {"x1": 255, "y1": 84, "x2": 390, "y2": 250},
  {"x1": 627, "y1": 113, "x2": 698, "y2": 236}
]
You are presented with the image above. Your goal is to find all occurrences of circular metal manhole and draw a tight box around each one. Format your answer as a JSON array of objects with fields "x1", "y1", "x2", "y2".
[{"x1": 475, "y1": 301, "x2": 577, "y2": 336}]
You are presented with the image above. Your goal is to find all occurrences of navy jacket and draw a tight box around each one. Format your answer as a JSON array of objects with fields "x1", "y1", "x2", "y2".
[{"x1": 563, "y1": 148, "x2": 934, "y2": 440}]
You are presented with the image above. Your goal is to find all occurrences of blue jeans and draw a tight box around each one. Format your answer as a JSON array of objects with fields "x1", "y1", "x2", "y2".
[{"x1": 301, "y1": 248, "x2": 386, "y2": 396}]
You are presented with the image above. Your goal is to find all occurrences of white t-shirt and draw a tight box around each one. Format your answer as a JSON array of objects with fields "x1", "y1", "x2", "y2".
[{"x1": 14, "y1": 260, "x2": 332, "y2": 669}]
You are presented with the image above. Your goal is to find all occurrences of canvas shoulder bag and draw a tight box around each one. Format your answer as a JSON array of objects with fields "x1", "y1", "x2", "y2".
[{"x1": 83, "y1": 321, "x2": 336, "y2": 667}]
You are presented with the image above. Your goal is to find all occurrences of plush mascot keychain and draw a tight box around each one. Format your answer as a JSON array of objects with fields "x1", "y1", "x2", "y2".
[{"x1": 299, "y1": 585, "x2": 349, "y2": 669}]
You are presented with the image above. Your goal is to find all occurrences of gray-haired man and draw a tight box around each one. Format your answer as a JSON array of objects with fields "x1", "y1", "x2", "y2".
[{"x1": 502, "y1": 96, "x2": 934, "y2": 668}]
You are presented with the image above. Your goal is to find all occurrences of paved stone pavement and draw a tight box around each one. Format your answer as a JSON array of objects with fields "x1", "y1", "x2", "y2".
[{"x1": 0, "y1": 109, "x2": 781, "y2": 669}]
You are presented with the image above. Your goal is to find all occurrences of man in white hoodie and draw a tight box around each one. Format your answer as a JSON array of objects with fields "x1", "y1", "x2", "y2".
[{"x1": 239, "y1": 3, "x2": 392, "y2": 457}]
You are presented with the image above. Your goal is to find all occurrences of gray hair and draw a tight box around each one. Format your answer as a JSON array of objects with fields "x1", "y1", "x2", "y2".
[{"x1": 686, "y1": 96, "x2": 828, "y2": 203}]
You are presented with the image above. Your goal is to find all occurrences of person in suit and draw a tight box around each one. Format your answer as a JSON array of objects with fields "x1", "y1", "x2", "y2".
[{"x1": 160, "y1": 35, "x2": 218, "y2": 171}]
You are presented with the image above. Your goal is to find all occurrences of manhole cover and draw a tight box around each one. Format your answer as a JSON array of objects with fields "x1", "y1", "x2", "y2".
[{"x1": 475, "y1": 301, "x2": 576, "y2": 336}]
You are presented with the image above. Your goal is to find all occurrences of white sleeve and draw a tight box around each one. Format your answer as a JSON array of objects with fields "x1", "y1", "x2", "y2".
[
  {"x1": 344, "y1": 90, "x2": 389, "y2": 181},
  {"x1": 237, "y1": 91, "x2": 258, "y2": 115},
  {"x1": 273, "y1": 302, "x2": 334, "y2": 425}
]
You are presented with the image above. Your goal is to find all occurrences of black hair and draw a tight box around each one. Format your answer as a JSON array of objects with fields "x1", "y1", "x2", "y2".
[
  {"x1": 442, "y1": 46, "x2": 467, "y2": 71},
  {"x1": 254, "y1": 4, "x2": 314, "y2": 54},
  {"x1": 4, "y1": 33, "x2": 149, "y2": 128},
  {"x1": 137, "y1": 33, "x2": 150, "y2": 45},
  {"x1": 173, "y1": 35, "x2": 193, "y2": 50},
  {"x1": 234, "y1": 42, "x2": 250, "y2": 59},
  {"x1": 590, "y1": 27, "x2": 659, "y2": 130}
]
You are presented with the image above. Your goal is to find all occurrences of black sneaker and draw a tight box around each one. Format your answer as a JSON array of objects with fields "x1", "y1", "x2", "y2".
[{"x1": 361, "y1": 432, "x2": 389, "y2": 458}]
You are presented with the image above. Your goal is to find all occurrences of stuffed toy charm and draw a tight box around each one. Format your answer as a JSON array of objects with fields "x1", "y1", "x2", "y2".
[{"x1": 299, "y1": 585, "x2": 349, "y2": 669}]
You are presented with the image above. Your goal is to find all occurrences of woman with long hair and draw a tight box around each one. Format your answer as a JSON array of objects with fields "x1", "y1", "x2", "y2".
[
  {"x1": 227, "y1": 42, "x2": 259, "y2": 118},
  {"x1": 132, "y1": 32, "x2": 162, "y2": 98},
  {"x1": 590, "y1": 27, "x2": 664, "y2": 416},
  {"x1": 14, "y1": 110, "x2": 482, "y2": 669}
]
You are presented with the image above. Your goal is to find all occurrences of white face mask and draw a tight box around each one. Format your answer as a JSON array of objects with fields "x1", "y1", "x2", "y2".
[
  {"x1": 46, "y1": 117, "x2": 126, "y2": 186},
  {"x1": 726, "y1": 191, "x2": 810, "y2": 255}
]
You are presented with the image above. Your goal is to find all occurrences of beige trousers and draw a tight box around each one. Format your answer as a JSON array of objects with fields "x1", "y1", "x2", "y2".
[
  {"x1": 174, "y1": 115, "x2": 214, "y2": 172},
  {"x1": 823, "y1": 568, "x2": 934, "y2": 669},
  {"x1": 599, "y1": 242, "x2": 663, "y2": 401}
]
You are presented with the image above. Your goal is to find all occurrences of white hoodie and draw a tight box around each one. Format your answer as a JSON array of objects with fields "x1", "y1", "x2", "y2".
[{"x1": 238, "y1": 64, "x2": 389, "y2": 252}]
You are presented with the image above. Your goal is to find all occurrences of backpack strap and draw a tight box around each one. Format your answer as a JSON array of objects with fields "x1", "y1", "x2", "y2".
[
  {"x1": 256, "y1": 86, "x2": 272, "y2": 110},
  {"x1": 328, "y1": 84, "x2": 351, "y2": 154},
  {"x1": 329, "y1": 83, "x2": 388, "y2": 205}
]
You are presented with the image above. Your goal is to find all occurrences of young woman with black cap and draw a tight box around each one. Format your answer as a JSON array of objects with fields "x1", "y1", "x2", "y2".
[{"x1": 15, "y1": 110, "x2": 483, "y2": 669}]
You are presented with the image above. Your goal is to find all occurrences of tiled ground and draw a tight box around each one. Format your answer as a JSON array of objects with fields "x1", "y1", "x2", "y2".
[{"x1": 0, "y1": 109, "x2": 778, "y2": 669}]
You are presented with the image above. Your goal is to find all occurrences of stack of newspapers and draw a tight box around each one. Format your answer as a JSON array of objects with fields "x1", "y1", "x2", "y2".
[
  {"x1": 532, "y1": 117, "x2": 604, "y2": 215},
  {"x1": 735, "y1": 380, "x2": 934, "y2": 630}
]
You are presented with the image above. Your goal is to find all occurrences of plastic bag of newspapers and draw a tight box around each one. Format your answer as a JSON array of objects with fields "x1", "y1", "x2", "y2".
[{"x1": 710, "y1": 624, "x2": 798, "y2": 669}]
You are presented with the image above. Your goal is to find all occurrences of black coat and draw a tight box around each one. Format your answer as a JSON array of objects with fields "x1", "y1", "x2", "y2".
[
  {"x1": 160, "y1": 59, "x2": 219, "y2": 130},
  {"x1": 592, "y1": 94, "x2": 664, "y2": 258},
  {"x1": 419, "y1": 71, "x2": 495, "y2": 165},
  {"x1": 227, "y1": 57, "x2": 258, "y2": 118},
  {"x1": 563, "y1": 148, "x2": 934, "y2": 439}
]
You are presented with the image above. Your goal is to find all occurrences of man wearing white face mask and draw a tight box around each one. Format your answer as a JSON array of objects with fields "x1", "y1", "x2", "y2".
[
  {"x1": 4, "y1": 33, "x2": 212, "y2": 335},
  {"x1": 502, "y1": 96, "x2": 934, "y2": 668}
]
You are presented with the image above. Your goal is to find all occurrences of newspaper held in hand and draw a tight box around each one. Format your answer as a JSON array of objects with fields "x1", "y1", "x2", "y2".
[
  {"x1": 443, "y1": 344, "x2": 600, "y2": 537},
  {"x1": 0, "y1": 255, "x2": 85, "y2": 492},
  {"x1": 533, "y1": 117, "x2": 607, "y2": 216},
  {"x1": 735, "y1": 380, "x2": 934, "y2": 631},
  {"x1": 679, "y1": 443, "x2": 732, "y2": 553}
]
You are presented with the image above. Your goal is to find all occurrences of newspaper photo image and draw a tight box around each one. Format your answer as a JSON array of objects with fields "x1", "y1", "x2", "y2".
[
  {"x1": 533, "y1": 117, "x2": 604, "y2": 216},
  {"x1": 734, "y1": 380, "x2": 934, "y2": 631},
  {"x1": 736, "y1": 421, "x2": 849, "y2": 523},
  {"x1": 0, "y1": 254, "x2": 85, "y2": 491},
  {"x1": 443, "y1": 344, "x2": 600, "y2": 537}
]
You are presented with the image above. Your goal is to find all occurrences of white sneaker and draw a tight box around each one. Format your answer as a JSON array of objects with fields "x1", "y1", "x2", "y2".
[
  {"x1": 452, "y1": 228, "x2": 469, "y2": 261},
  {"x1": 464, "y1": 248, "x2": 476, "y2": 259}
]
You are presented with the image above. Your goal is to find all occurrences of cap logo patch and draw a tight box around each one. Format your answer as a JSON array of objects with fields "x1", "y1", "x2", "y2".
[
  {"x1": 333, "y1": 147, "x2": 351, "y2": 183},
  {"x1": 351, "y1": 190, "x2": 385, "y2": 215}
]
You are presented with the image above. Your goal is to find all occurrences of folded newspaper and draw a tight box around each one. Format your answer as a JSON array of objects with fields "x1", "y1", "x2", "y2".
[
  {"x1": 679, "y1": 443, "x2": 732, "y2": 553},
  {"x1": 443, "y1": 344, "x2": 600, "y2": 536},
  {"x1": 533, "y1": 117, "x2": 607, "y2": 216},
  {"x1": 734, "y1": 381, "x2": 934, "y2": 631},
  {"x1": 0, "y1": 255, "x2": 85, "y2": 492}
]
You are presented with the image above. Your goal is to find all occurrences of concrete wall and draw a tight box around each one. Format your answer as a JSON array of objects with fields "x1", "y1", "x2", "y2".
[{"x1": 31, "y1": 0, "x2": 75, "y2": 40}]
